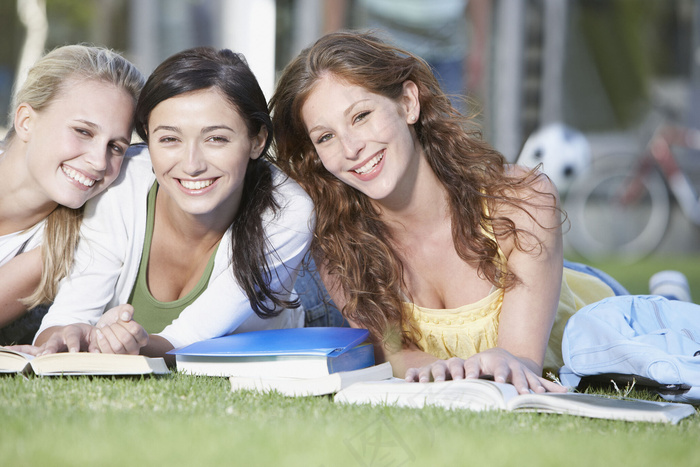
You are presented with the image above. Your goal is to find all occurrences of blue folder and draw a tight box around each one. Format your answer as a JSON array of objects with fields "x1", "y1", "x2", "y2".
[{"x1": 168, "y1": 327, "x2": 370, "y2": 358}]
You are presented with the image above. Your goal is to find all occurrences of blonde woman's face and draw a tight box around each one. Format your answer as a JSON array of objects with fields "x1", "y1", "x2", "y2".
[
  {"x1": 147, "y1": 88, "x2": 265, "y2": 224},
  {"x1": 302, "y1": 75, "x2": 422, "y2": 205},
  {"x1": 20, "y1": 78, "x2": 134, "y2": 209}
]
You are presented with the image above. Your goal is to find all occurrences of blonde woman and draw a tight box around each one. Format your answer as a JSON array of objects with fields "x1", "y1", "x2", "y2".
[{"x1": 0, "y1": 45, "x2": 144, "y2": 344}]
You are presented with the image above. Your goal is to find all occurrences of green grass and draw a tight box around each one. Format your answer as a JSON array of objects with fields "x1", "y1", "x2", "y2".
[
  {"x1": 2, "y1": 253, "x2": 700, "y2": 467},
  {"x1": 1, "y1": 373, "x2": 699, "y2": 467},
  {"x1": 566, "y1": 252, "x2": 700, "y2": 298}
]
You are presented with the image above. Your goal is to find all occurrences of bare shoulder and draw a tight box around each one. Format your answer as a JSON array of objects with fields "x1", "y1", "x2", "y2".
[
  {"x1": 500, "y1": 164, "x2": 560, "y2": 213},
  {"x1": 494, "y1": 165, "x2": 562, "y2": 252}
]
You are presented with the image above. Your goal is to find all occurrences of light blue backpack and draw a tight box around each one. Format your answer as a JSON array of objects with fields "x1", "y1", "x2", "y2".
[{"x1": 560, "y1": 295, "x2": 700, "y2": 403}]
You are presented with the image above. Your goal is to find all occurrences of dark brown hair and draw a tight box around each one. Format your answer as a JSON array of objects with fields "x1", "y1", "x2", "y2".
[{"x1": 136, "y1": 47, "x2": 295, "y2": 317}]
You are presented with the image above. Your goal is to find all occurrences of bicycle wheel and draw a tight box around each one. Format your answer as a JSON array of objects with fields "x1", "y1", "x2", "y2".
[{"x1": 564, "y1": 160, "x2": 670, "y2": 262}]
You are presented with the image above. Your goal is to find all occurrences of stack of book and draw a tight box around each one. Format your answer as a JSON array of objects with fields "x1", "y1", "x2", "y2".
[{"x1": 167, "y1": 327, "x2": 393, "y2": 396}]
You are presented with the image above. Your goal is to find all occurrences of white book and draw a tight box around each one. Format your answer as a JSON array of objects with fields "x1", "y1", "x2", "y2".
[
  {"x1": 334, "y1": 378, "x2": 696, "y2": 424},
  {"x1": 229, "y1": 362, "x2": 393, "y2": 396}
]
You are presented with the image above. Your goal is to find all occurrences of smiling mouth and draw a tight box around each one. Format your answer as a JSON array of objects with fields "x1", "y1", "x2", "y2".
[
  {"x1": 179, "y1": 179, "x2": 215, "y2": 190},
  {"x1": 353, "y1": 150, "x2": 384, "y2": 175},
  {"x1": 61, "y1": 165, "x2": 96, "y2": 187}
]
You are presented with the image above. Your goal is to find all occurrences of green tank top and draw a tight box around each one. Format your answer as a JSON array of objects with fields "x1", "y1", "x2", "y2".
[{"x1": 128, "y1": 182, "x2": 219, "y2": 334}]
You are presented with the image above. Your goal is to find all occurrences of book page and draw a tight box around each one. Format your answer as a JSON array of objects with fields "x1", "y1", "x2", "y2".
[
  {"x1": 336, "y1": 378, "x2": 518, "y2": 410},
  {"x1": 0, "y1": 347, "x2": 33, "y2": 373},
  {"x1": 29, "y1": 353, "x2": 169, "y2": 376},
  {"x1": 507, "y1": 392, "x2": 696, "y2": 424}
]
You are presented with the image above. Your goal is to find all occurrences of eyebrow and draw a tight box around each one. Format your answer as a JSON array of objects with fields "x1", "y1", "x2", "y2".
[
  {"x1": 151, "y1": 125, "x2": 236, "y2": 135},
  {"x1": 76, "y1": 119, "x2": 130, "y2": 146},
  {"x1": 307, "y1": 99, "x2": 371, "y2": 135},
  {"x1": 202, "y1": 125, "x2": 235, "y2": 134}
]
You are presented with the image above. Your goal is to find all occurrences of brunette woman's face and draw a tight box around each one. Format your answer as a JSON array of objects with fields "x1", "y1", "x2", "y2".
[
  {"x1": 18, "y1": 78, "x2": 134, "y2": 209},
  {"x1": 147, "y1": 87, "x2": 266, "y2": 222},
  {"x1": 302, "y1": 75, "x2": 422, "y2": 204}
]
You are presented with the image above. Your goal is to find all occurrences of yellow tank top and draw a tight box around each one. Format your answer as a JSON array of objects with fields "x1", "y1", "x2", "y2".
[
  {"x1": 404, "y1": 269, "x2": 614, "y2": 373},
  {"x1": 403, "y1": 214, "x2": 616, "y2": 373}
]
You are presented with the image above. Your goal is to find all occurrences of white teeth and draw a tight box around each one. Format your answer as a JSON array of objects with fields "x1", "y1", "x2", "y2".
[
  {"x1": 61, "y1": 165, "x2": 96, "y2": 187},
  {"x1": 353, "y1": 151, "x2": 384, "y2": 175},
  {"x1": 180, "y1": 179, "x2": 214, "y2": 190}
]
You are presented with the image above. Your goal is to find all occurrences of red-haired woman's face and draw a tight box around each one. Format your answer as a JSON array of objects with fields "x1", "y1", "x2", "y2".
[{"x1": 302, "y1": 75, "x2": 423, "y2": 205}]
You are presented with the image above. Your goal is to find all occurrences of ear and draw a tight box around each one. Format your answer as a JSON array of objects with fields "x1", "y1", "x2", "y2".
[
  {"x1": 249, "y1": 126, "x2": 268, "y2": 160},
  {"x1": 13, "y1": 103, "x2": 35, "y2": 142},
  {"x1": 401, "y1": 80, "x2": 421, "y2": 124}
]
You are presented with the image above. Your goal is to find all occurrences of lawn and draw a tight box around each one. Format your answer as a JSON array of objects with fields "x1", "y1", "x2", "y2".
[{"x1": 2, "y1": 253, "x2": 699, "y2": 467}]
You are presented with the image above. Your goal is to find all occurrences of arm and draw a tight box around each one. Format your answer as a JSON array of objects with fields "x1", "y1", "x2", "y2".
[
  {"x1": 0, "y1": 247, "x2": 42, "y2": 328},
  {"x1": 35, "y1": 152, "x2": 150, "y2": 350},
  {"x1": 406, "y1": 170, "x2": 566, "y2": 392},
  {"x1": 495, "y1": 170, "x2": 564, "y2": 378}
]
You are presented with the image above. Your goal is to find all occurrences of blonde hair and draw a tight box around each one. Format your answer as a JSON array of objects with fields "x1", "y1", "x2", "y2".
[{"x1": 7, "y1": 44, "x2": 145, "y2": 308}]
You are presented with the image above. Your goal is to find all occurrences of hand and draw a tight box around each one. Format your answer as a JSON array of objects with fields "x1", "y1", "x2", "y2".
[
  {"x1": 36, "y1": 323, "x2": 96, "y2": 355},
  {"x1": 405, "y1": 348, "x2": 566, "y2": 394},
  {"x1": 93, "y1": 304, "x2": 148, "y2": 355}
]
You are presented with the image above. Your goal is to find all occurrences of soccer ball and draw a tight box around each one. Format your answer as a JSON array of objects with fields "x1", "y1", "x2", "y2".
[{"x1": 517, "y1": 123, "x2": 592, "y2": 195}]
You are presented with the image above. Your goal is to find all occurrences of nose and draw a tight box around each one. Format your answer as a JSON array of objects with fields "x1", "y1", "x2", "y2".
[
  {"x1": 183, "y1": 142, "x2": 207, "y2": 175},
  {"x1": 340, "y1": 132, "x2": 365, "y2": 160},
  {"x1": 83, "y1": 143, "x2": 109, "y2": 173}
]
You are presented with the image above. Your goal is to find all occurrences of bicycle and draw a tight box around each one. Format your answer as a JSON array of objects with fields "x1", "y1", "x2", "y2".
[{"x1": 564, "y1": 122, "x2": 700, "y2": 262}]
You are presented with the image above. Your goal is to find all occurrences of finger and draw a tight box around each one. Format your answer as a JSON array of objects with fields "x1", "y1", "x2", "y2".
[
  {"x1": 96, "y1": 304, "x2": 134, "y2": 329},
  {"x1": 539, "y1": 376, "x2": 567, "y2": 393},
  {"x1": 116, "y1": 304, "x2": 135, "y2": 323},
  {"x1": 446, "y1": 357, "x2": 465, "y2": 380},
  {"x1": 87, "y1": 328, "x2": 101, "y2": 353},
  {"x1": 117, "y1": 321, "x2": 148, "y2": 354},
  {"x1": 418, "y1": 365, "x2": 436, "y2": 383},
  {"x1": 491, "y1": 359, "x2": 512, "y2": 385},
  {"x1": 64, "y1": 328, "x2": 83, "y2": 353},
  {"x1": 462, "y1": 356, "x2": 482, "y2": 380},
  {"x1": 97, "y1": 322, "x2": 144, "y2": 355},
  {"x1": 509, "y1": 366, "x2": 532, "y2": 394},
  {"x1": 6, "y1": 344, "x2": 40, "y2": 355},
  {"x1": 404, "y1": 368, "x2": 420, "y2": 382},
  {"x1": 95, "y1": 326, "x2": 124, "y2": 354},
  {"x1": 37, "y1": 336, "x2": 65, "y2": 356},
  {"x1": 430, "y1": 361, "x2": 448, "y2": 382}
]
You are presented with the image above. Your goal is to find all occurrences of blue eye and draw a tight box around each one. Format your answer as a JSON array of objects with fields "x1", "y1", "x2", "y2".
[{"x1": 316, "y1": 133, "x2": 333, "y2": 144}]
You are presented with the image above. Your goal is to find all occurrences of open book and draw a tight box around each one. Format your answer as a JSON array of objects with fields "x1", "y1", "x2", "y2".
[
  {"x1": 230, "y1": 362, "x2": 393, "y2": 396},
  {"x1": 0, "y1": 347, "x2": 169, "y2": 376},
  {"x1": 334, "y1": 378, "x2": 696, "y2": 424}
]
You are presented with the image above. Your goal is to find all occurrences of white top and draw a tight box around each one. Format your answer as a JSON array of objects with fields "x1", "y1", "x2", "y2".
[
  {"x1": 37, "y1": 146, "x2": 313, "y2": 349},
  {"x1": 0, "y1": 221, "x2": 44, "y2": 266}
]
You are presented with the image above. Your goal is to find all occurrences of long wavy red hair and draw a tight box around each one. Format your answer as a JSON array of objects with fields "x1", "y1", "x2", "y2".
[{"x1": 271, "y1": 31, "x2": 557, "y2": 347}]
